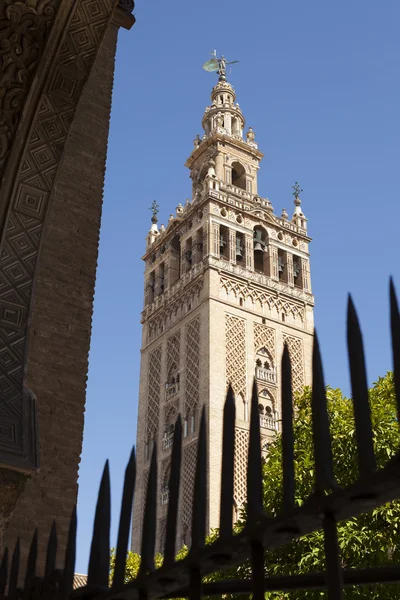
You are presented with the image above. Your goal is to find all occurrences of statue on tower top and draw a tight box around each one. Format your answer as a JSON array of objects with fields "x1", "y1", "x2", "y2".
[{"x1": 202, "y1": 50, "x2": 239, "y2": 82}]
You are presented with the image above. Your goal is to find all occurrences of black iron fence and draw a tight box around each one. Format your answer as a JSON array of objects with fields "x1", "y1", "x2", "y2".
[{"x1": 1, "y1": 280, "x2": 400, "y2": 599}]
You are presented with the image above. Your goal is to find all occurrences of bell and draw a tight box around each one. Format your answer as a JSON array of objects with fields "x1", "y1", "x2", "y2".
[
  {"x1": 254, "y1": 242, "x2": 264, "y2": 252},
  {"x1": 236, "y1": 247, "x2": 243, "y2": 259}
]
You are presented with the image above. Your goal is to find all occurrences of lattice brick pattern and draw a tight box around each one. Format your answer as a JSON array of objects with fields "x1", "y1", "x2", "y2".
[
  {"x1": 185, "y1": 317, "x2": 200, "y2": 414},
  {"x1": 282, "y1": 334, "x2": 305, "y2": 393},
  {"x1": 234, "y1": 428, "x2": 249, "y2": 508},
  {"x1": 164, "y1": 398, "x2": 179, "y2": 426},
  {"x1": 182, "y1": 442, "x2": 198, "y2": 527},
  {"x1": 167, "y1": 332, "x2": 180, "y2": 374},
  {"x1": 253, "y1": 323, "x2": 275, "y2": 356},
  {"x1": 226, "y1": 315, "x2": 247, "y2": 400},
  {"x1": 142, "y1": 469, "x2": 150, "y2": 522},
  {"x1": 147, "y1": 347, "x2": 162, "y2": 438},
  {"x1": 158, "y1": 518, "x2": 167, "y2": 554}
]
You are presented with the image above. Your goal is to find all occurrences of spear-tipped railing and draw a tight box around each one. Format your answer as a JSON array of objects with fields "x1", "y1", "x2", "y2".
[{"x1": 2, "y1": 280, "x2": 400, "y2": 599}]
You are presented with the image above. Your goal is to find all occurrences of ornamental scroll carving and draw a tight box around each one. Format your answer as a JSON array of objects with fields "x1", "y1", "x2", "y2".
[
  {"x1": 0, "y1": 0, "x2": 58, "y2": 180},
  {"x1": 0, "y1": 0, "x2": 117, "y2": 471}
]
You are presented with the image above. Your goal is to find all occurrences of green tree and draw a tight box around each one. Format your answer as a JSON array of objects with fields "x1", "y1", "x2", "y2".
[{"x1": 241, "y1": 371, "x2": 400, "y2": 599}]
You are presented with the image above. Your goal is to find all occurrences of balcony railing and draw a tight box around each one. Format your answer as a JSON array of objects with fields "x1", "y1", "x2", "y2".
[
  {"x1": 256, "y1": 367, "x2": 276, "y2": 384},
  {"x1": 259, "y1": 415, "x2": 277, "y2": 430},
  {"x1": 161, "y1": 489, "x2": 169, "y2": 505}
]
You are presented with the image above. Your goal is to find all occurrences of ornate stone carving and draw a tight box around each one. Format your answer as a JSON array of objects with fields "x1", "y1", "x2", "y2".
[
  {"x1": 0, "y1": 0, "x2": 58, "y2": 179},
  {"x1": 118, "y1": 0, "x2": 134, "y2": 13},
  {"x1": 147, "y1": 346, "x2": 162, "y2": 438},
  {"x1": 225, "y1": 314, "x2": 246, "y2": 401},
  {"x1": 253, "y1": 323, "x2": 275, "y2": 356},
  {"x1": 185, "y1": 316, "x2": 200, "y2": 415},
  {"x1": 234, "y1": 427, "x2": 249, "y2": 508},
  {"x1": 0, "y1": 0, "x2": 117, "y2": 471},
  {"x1": 182, "y1": 441, "x2": 197, "y2": 528},
  {"x1": 282, "y1": 334, "x2": 304, "y2": 393},
  {"x1": 220, "y1": 275, "x2": 306, "y2": 323}
]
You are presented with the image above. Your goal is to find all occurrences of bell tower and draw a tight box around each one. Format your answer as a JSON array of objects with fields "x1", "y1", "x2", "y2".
[{"x1": 131, "y1": 60, "x2": 314, "y2": 552}]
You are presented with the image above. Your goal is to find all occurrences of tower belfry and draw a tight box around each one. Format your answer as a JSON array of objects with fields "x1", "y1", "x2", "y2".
[{"x1": 132, "y1": 63, "x2": 314, "y2": 552}]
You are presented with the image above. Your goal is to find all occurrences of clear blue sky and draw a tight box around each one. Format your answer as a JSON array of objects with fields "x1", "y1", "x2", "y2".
[{"x1": 75, "y1": 0, "x2": 400, "y2": 573}]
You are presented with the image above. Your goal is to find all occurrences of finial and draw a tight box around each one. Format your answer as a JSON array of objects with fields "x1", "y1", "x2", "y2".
[
  {"x1": 281, "y1": 208, "x2": 288, "y2": 220},
  {"x1": 246, "y1": 127, "x2": 255, "y2": 142},
  {"x1": 149, "y1": 200, "x2": 159, "y2": 224},
  {"x1": 292, "y1": 182, "x2": 303, "y2": 201},
  {"x1": 202, "y1": 51, "x2": 239, "y2": 82}
]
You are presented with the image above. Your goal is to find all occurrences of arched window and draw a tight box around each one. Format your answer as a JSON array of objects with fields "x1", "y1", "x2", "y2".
[
  {"x1": 166, "y1": 364, "x2": 179, "y2": 397},
  {"x1": 253, "y1": 227, "x2": 269, "y2": 274},
  {"x1": 231, "y1": 161, "x2": 246, "y2": 190},
  {"x1": 184, "y1": 237, "x2": 192, "y2": 273},
  {"x1": 163, "y1": 423, "x2": 175, "y2": 451},
  {"x1": 219, "y1": 225, "x2": 229, "y2": 260},
  {"x1": 258, "y1": 391, "x2": 277, "y2": 431},
  {"x1": 255, "y1": 347, "x2": 275, "y2": 384}
]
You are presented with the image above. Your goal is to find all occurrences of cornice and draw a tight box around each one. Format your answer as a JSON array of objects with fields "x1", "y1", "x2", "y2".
[{"x1": 185, "y1": 132, "x2": 264, "y2": 169}]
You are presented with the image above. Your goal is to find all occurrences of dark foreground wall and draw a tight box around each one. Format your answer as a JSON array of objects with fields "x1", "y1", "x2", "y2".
[{"x1": 0, "y1": 0, "x2": 134, "y2": 576}]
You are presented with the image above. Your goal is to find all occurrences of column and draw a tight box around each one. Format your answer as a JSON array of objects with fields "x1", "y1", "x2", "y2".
[
  {"x1": 286, "y1": 253, "x2": 294, "y2": 286},
  {"x1": 215, "y1": 152, "x2": 224, "y2": 180},
  {"x1": 212, "y1": 222, "x2": 220, "y2": 257},
  {"x1": 301, "y1": 258, "x2": 311, "y2": 292},
  {"x1": 245, "y1": 234, "x2": 254, "y2": 271},
  {"x1": 229, "y1": 229, "x2": 236, "y2": 264},
  {"x1": 270, "y1": 246, "x2": 279, "y2": 280}
]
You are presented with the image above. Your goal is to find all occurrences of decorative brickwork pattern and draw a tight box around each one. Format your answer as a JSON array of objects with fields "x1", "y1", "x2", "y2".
[
  {"x1": 182, "y1": 442, "x2": 198, "y2": 527},
  {"x1": 253, "y1": 323, "x2": 275, "y2": 356},
  {"x1": 167, "y1": 332, "x2": 180, "y2": 375},
  {"x1": 164, "y1": 399, "x2": 179, "y2": 426},
  {"x1": 147, "y1": 347, "x2": 162, "y2": 437},
  {"x1": 282, "y1": 334, "x2": 304, "y2": 392},
  {"x1": 220, "y1": 276, "x2": 305, "y2": 322},
  {"x1": 0, "y1": 0, "x2": 58, "y2": 179},
  {"x1": 234, "y1": 428, "x2": 249, "y2": 508},
  {"x1": 226, "y1": 314, "x2": 246, "y2": 400},
  {"x1": 0, "y1": 0, "x2": 116, "y2": 469},
  {"x1": 142, "y1": 469, "x2": 150, "y2": 521},
  {"x1": 185, "y1": 317, "x2": 200, "y2": 414}
]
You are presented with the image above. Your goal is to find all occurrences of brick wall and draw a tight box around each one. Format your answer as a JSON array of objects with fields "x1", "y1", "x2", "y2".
[{"x1": 4, "y1": 22, "x2": 119, "y2": 575}]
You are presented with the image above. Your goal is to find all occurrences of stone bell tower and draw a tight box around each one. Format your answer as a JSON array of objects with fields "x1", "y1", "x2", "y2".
[{"x1": 131, "y1": 61, "x2": 314, "y2": 552}]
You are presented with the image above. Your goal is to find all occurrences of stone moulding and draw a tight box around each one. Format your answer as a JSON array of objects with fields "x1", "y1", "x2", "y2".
[{"x1": 0, "y1": 0, "x2": 119, "y2": 473}]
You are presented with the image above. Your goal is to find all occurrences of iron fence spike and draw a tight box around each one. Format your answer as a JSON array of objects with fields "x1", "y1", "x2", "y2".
[
  {"x1": 191, "y1": 406, "x2": 207, "y2": 551},
  {"x1": 312, "y1": 331, "x2": 336, "y2": 491},
  {"x1": 23, "y1": 529, "x2": 38, "y2": 594},
  {"x1": 282, "y1": 344, "x2": 295, "y2": 510},
  {"x1": 323, "y1": 513, "x2": 344, "y2": 599},
  {"x1": 251, "y1": 540, "x2": 265, "y2": 600},
  {"x1": 164, "y1": 415, "x2": 182, "y2": 564},
  {"x1": 62, "y1": 506, "x2": 77, "y2": 599},
  {"x1": 220, "y1": 384, "x2": 236, "y2": 538},
  {"x1": 247, "y1": 379, "x2": 263, "y2": 519},
  {"x1": 8, "y1": 538, "x2": 20, "y2": 600},
  {"x1": 390, "y1": 277, "x2": 400, "y2": 421},
  {"x1": 0, "y1": 548, "x2": 8, "y2": 597},
  {"x1": 113, "y1": 446, "x2": 136, "y2": 589},
  {"x1": 87, "y1": 460, "x2": 111, "y2": 588},
  {"x1": 44, "y1": 521, "x2": 57, "y2": 582},
  {"x1": 140, "y1": 442, "x2": 158, "y2": 573},
  {"x1": 347, "y1": 295, "x2": 376, "y2": 476}
]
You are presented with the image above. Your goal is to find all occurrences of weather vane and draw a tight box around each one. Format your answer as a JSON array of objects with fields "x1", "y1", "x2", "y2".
[
  {"x1": 292, "y1": 182, "x2": 303, "y2": 199},
  {"x1": 202, "y1": 50, "x2": 239, "y2": 82},
  {"x1": 149, "y1": 200, "x2": 159, "y2": 224}
]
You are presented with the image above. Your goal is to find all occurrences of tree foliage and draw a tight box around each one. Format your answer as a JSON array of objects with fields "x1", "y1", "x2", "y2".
[
  {"x1": 240, "y1": 371, "x2": 400, "y2": 598},
  {"x1": 111, "y1": 373, "x2": 400, "y2": 598}
]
